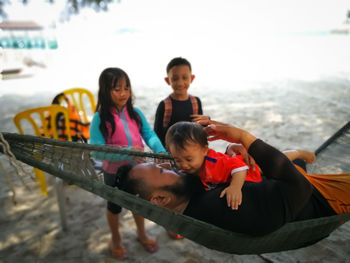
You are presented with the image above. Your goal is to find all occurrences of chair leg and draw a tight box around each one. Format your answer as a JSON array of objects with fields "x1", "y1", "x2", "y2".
[
  {"x1": 54, "y1": 177, "x2": 68, "y2": 231},
  {"x1": 34, "y1": 168, "x2": 48, "y2": 195}
]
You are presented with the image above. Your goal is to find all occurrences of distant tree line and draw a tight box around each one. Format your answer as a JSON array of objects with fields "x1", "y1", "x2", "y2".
[{"x1": 0, "y1": 0, "x2": 118, "y2": 20}]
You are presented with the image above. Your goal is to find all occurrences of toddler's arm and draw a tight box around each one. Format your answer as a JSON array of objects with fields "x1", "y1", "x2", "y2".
[{"x1": 219, "y1": 170, "x2": 247, "y2": 210}]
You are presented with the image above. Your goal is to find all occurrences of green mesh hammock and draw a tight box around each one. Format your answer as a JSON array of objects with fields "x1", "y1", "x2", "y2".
[{"x1": 0, "y1": 121, "x2": 349, "y2": 255}]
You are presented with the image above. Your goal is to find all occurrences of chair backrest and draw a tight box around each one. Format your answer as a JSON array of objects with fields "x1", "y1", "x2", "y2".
[
  {"x1": 13, "y1": 105, "x2": 72, "y2": 141},
  {"x1": 62, "y1": 88, "x2": 96, "y2": 123}
]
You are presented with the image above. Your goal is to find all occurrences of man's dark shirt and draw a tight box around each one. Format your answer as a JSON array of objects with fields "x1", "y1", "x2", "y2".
[{"x1": 183, "y1": 140, "x2": 335, "y2": 236}]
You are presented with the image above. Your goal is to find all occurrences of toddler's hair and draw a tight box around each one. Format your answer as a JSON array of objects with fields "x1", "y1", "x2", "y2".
[
  {"x1": 165, "y1": 121, "x2": 207, "y2": 151},
  {"x1": 166, "y1": 57, "x2": 192, "y2": 73}
]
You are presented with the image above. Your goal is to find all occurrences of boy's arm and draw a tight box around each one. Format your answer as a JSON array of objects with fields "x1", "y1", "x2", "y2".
[
  {"x1": 153, "y1": 101, "x2": 166, "y2": 147},
  {"x1": 220, "y1": 170, "x2": 247, "y2": 210},
  {"x1": 197, "y1": 97, "x2": 203, "y2": 115},
  {"x1": 136, "y1": 108, "x2": 166, "y2": 153}
]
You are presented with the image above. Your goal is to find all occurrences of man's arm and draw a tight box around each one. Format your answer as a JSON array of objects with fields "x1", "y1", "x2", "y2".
[{"x1": 200, "y1": 120, "x2": 257, "y2": 150}]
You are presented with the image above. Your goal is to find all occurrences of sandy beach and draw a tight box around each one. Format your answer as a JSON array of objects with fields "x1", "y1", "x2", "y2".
[{"x1": 0, "y1": 73, "x2": 350, "y2": 263}]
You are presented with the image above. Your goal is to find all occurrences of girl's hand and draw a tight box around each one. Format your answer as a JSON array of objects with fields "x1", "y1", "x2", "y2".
[
  {"x1": 154, "y1": 152, "x2": 167, "y2": 164},
  {"x1": 131, "y1": 146, "x2": 145, "y2": 164},
  {"x1": 158, "y1": 162, "x2": 172, "y2": 169},
  {"x1": 226, "y1": 143, "x2": 256, "y2": 171},
  {"x1": 131, "y1": 146, "x2": 143, "y2": 151},
  {"x1": 191, "y1": 114, "x2": 210, "y2": 123},
  {"x1": 220, "y1": 185, "x2": 242, "y2": 210}
]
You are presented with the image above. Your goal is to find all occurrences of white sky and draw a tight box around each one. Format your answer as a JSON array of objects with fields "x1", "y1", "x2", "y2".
[
  {"x1": 4, "y1": 0, "x2": 350, "y2": 33},
  {"x1": 2, "y1": 0, "x2": 350, "y2": 89}
]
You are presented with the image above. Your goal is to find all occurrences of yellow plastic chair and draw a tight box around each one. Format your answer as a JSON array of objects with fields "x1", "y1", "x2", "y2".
[
  {"x1": 61, "y1": 88, "x2": 96, "y2": 123},
  {"x1": 13, "y1": 105, "x2": 72, "y2": 195}
]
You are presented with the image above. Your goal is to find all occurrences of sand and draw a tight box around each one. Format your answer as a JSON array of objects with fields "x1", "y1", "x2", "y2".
[{"x1": 0, "y1": 76, "x2": 350, "y2": 262}]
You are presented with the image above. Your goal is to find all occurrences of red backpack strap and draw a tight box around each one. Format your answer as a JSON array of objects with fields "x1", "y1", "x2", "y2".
[
  {"x1": 163, "y1": 96, "x2": 172, "y2": 128},
  {"x1": 189, "y1": 95, "x2": 198, "y2": 115}
]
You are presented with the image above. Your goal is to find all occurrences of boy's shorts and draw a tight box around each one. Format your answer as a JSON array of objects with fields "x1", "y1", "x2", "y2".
[{"x1": 103, "y1": 171, "x2": 122, "y2": 214}]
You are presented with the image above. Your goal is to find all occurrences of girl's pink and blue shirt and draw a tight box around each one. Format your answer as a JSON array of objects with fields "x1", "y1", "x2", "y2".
[{"x1": 89, "y1": 106, "x2": 165, "y2": 173}]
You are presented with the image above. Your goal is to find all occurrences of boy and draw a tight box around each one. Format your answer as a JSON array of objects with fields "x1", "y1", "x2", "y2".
[
  {"x1": 154, "y1": 57, "x2": 207, "y2": 146},
  {"x1": 165, "y1": 122, "x2": 316, "y2": 210}
]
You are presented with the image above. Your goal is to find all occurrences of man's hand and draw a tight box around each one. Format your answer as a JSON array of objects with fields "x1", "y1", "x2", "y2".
[
  {"x1": 191, "y1": 114, "x2": 210, "y2": 123},
  {"x1": 197, "y1": 119, "x2": 257, "y2": 150},
  {"x1": 226, "y1": 143, "x2": 256, "y2": 171},
  {"x1": 198, "y1": 119, "x2": 241, "y2": 143}
]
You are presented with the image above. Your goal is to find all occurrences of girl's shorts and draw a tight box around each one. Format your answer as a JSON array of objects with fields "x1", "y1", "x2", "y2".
[{"x1": 104, "y1": 171, "x2": 122, "y2": 214}]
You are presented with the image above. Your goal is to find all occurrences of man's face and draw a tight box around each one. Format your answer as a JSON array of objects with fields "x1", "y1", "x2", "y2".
[
  {"x1": 130, "y1": 162, "x2": 181, "y2": 191},
  {"x1": 130, "y1": 162, "x2": 204, "y2": 203}
]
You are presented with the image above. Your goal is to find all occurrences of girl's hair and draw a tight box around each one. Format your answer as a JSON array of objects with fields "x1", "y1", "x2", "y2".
[
  {"x1": 96, "y1": 67, "x2": 142, "y2": 138},
  {"x1": 165, "y1": 122, "x2": 208, "y2": 151}
]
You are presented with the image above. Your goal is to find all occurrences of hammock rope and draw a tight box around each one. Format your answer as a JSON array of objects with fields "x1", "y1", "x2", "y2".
[
  {"x1": 0, "y1": 121, "x2": 349, "y2": 254},
  {"x1": 0, "y1": 132, "x2": 34, "y2": 203}
]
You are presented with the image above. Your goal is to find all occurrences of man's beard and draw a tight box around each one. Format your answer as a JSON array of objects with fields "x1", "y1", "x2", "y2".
[{"x1": 161, "y1": 173, "x2": 205, "y2": 200}]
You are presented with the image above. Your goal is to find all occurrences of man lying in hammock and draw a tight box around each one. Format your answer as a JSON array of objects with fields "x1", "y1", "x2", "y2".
[{"x1": 118, "y1": 119, "x2": 350, "y2": 236}]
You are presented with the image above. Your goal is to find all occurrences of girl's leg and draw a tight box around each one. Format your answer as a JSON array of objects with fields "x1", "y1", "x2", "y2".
[
  {"x1": 283, "y1": 149, "x2": 316, "y2": 164},
  {"x1": 104, "y1": 172, "x2": 127, "y2": 259},
  {"x1": 132, "y1": 213, "x2": 158, "y2": 253},
  {"x1": 106, "y1": 210, "x2": 127, "y2": 259}
]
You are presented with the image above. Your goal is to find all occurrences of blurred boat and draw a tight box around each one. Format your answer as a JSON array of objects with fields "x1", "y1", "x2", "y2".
[{"x1": 0, "y1": 21, "x2": 57, "y2": 80}]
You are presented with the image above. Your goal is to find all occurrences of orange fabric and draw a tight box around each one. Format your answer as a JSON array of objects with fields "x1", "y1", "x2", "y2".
[
  {"x1": 58, "y1": 99, "x2": 90, "y2": 141},
  {"x1": 42, "y1": 94, "x2": 90, "y2": 142},
  {"x1": 295, "y1": 165, "x2": 350, "y2": 214}
]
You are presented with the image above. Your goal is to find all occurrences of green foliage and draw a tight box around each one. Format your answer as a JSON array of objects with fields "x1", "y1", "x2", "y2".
[{"x1": 0, "y1": 0, "x2": 118, "y2": 20}]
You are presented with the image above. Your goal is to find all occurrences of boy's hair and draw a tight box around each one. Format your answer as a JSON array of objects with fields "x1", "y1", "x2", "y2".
[
  {"x1": 165, "y1": 121, "x2": 208, "y2": 152},
  {"x1": 166, "y1": 57, "x2": 192, "y2": 73}
]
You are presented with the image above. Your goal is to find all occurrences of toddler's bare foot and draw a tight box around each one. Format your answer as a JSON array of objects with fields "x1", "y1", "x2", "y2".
[{"x1": 297, "y1": 150, "x2": 316, "y2": 164}]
